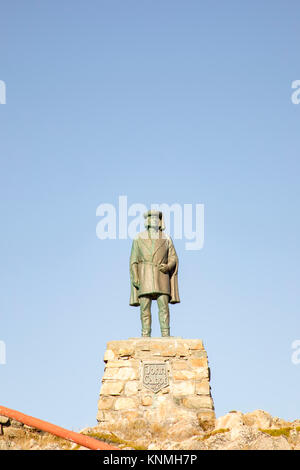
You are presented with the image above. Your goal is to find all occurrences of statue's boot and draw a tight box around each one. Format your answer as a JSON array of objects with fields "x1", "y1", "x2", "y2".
[
  {"x1": 142, "y1": 330, "x2": 151, "y2": 337},
  {"x1": 157, "y1": 294, "x2": 170, "y2": 338},
  {"x1": 140, "y1": 296, "x2": 151, "y2": 338},
  {"x1": 161, "y1": 328, "x2": 170, "y2": 337}
]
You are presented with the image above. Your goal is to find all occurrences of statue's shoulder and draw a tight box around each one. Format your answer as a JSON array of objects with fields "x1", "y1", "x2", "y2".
[
  {"x1": 161, "y1": 232, "x2": 173, "y2": 243},
  {"x1": 134, "y1": 230, "x2": 148, "y2": 241}
]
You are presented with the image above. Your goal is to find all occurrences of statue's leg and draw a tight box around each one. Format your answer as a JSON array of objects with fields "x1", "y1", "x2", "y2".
[
  {"x1": 139, "y1": 295, "x2": 152, "y2": 337},
  {"x1": 157, "y1": 294, "x2": 170, "y2": 337}
]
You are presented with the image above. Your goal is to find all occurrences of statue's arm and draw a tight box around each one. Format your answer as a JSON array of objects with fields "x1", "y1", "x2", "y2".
[
  {"x1": 130, "y1": 239, "x2": 140, "y2": 289},
  {"x1": 167, "y1": 238, "x2": 178, "y2": 271},
  {"x1": 159, "y1": 238, "x2": 178, "y2": 273}
]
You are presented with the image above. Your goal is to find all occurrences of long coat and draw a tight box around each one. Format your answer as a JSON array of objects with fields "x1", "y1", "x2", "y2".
[{"x1": 129, "y1": 230, "x2": 180, "y2": 306}]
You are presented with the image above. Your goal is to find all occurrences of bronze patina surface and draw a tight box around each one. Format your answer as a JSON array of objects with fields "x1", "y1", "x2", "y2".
[{"x1": 129, "y1": 210, "x2": 180, "y2": 337}]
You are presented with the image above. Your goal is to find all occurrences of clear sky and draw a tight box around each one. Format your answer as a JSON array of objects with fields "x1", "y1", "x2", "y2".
[{"x1": 1, "y1": 0, "x2": 300, "y2": 431}]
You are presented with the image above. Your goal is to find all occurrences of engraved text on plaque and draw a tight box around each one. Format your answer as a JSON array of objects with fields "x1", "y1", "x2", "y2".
[{"x1": 142, "y1": 362, "x2": 169, "y2": 393}]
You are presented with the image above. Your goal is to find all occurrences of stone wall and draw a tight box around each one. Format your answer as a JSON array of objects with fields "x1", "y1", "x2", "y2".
[
  {"x1": 0, "y1": 415, "x2": 42, "y2": 437},
  {"x1": 97, "y1": 338, "x2": 215, "y2": 428},
  {"x1": 0, "y1": 416, "x2": 73, "y2": 450}
]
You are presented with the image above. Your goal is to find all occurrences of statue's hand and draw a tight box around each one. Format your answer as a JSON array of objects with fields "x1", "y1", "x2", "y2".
[
  {"x1": 132, "y1": 279, "x2": 140, "y2": 289},
  {"x1": 159, "y1": 263, "x2": 169, "y2": 274}
]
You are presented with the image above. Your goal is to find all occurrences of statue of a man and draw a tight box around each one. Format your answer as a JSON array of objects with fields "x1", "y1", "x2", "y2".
[{"x1": 129, "y1": 210, "x2": 180, "y2": 337}]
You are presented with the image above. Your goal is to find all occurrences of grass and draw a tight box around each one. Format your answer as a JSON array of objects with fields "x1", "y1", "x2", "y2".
[
  {"x1": 259, "y1": 427, "x2": 292, "y2": 438},
  {"x1": 0, "y1": 427, "x2": 72, "y2": 450},
  {"x1": 199, "y1": 428, "x2": 230, "y2": 441},
  {"x1": 82, "y1": 431, "x2": 147, "y2": 450}
]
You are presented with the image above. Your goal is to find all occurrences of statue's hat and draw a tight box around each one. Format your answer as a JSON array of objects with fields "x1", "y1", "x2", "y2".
[
  {"x1": 143, "y1": 210, "x2": 162, "y2": 219},
  {"x1": 144, "y1": 210, "x2": 165, "y2": 230}
]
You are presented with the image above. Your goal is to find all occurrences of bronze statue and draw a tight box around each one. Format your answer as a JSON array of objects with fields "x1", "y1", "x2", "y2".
[{"x1": 129, "y1": 210, "x2": 180, "y2": 337}]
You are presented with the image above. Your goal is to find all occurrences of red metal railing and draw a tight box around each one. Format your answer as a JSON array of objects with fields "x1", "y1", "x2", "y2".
[{"x1": 0, "y1": 406, "x2": 119, "y2": 450}]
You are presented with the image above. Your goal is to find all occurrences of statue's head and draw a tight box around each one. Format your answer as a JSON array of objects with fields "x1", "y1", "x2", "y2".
[{"x1": 144, "y1": 210, "x2": 164, "y2": 231}]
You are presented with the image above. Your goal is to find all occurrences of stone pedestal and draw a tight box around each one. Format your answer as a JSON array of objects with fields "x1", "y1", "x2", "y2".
[{"x1": 97, "y1": 338, "x2": 215, "y2": 428}]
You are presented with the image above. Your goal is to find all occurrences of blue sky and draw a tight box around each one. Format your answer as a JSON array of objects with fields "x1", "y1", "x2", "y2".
[{"x1": 1, "y1": 0, "x2": 300, "y2": 430}]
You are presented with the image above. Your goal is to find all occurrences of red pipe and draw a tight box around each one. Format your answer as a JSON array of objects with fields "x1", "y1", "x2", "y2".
[{"x1": 0, "y1": 406, "x2": 119, "y2": 450}]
